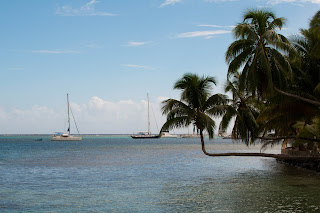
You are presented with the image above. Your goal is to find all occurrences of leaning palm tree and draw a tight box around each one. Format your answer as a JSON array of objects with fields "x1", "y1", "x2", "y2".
[
  {"x1": 161, "y1": 73, "x2": 227, "y2": 155},
  {"x1": 162, "y1": 73, "x2": 282, "y2": 158}
]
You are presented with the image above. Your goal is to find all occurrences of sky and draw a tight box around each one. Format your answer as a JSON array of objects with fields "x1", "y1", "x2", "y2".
[{"x1": 0, "y1": 0, "x2": 319, "y2": 134}]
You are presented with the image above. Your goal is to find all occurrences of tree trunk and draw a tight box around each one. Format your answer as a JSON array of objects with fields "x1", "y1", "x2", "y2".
[
  {"x1": 204, "y1": 151, "x2": 320, "y2": 160},
  {"x1": 273, "y1": 86, "x2": 320, "y2": 107},
  {"x1": 199, "y1": 132, "x2": 320, "y2": 160},
  {"x1": 200, "y1": 129, "x2": 209, "y2": 155},
  {"x1": 258, "y1": 136, "x2": 320, "y2": 143},
  {"x1": 206, "y1": 152, "x2": 277, "y2": 157}
]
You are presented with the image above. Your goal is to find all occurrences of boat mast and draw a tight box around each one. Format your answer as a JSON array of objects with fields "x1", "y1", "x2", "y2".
[
  {"x1": 67, "y1": 93, "x2": 70, "y2": 136},
  {"x1": 147, "y1": 93, "x2": 150, "y2": 135}
]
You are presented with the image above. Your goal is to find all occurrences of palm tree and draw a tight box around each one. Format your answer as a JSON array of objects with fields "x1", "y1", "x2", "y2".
[
  {"x1": 257, "y1": 10, "x2": 320, "y2": 146},
  {"x1": 306, "y1": 11, "x2": 320, "y2": 58},
  {"x1": 270, "y1": 10, "x2": 320, "y2": 107},
  {"x1": 227, "y1": 9, "x2": 320, "y2": 107},
  {"x1": 225, "y1": 9, "x2": 320, "y2": 147},
  {"x1": 291, "y1": 11, "x2": 320, "y2": 99},
  {"x1": 255, "y1": 10, "x2": 320, "y2": 147},
  {"x1": 162, "y1": 73, "x2": 283, "y2": 158},
  {"x1": 161, "y1": 73, "x2": 227, "y2": 155},
  {"x1": 220, "y1": 72, "x2": 260, "y2": 145},
  {"x1": 226, "y1": 9, "x2": 294, "y2": 98}
]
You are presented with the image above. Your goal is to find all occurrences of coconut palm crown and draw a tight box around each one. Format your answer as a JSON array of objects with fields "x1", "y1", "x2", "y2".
[{"x1": 226, "y1": 9, "x2": 295, "y2": 98}]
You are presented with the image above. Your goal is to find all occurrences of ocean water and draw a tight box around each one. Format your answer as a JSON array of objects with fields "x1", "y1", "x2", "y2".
[{"x1": 0, "y1": 136, "x2": 319, "y2": 213}]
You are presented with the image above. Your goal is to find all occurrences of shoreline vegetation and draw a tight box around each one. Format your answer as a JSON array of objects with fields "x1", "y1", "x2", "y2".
[{"x1": 160, "y1": 9, "x2": 320, "y2": 171}]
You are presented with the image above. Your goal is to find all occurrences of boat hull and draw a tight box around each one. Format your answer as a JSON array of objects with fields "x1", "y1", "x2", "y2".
[
  {"x1": 161, "y1": 136, "x2": 178, "y2": 138},
  {"x1": 51, "y1": 135, "x2": 82, "y2": 141},
  {"x1": 131, "y1": 135, "x2": 159, "y2": 139}
]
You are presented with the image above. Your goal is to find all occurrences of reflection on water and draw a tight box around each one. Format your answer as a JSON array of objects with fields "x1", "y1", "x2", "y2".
[{"x1": 0, "y1": 136, "x2": 319, "y2": 212}]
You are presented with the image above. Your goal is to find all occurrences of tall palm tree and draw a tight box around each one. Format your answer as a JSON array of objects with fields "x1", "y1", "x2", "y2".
[
  {"x1": 306, "y1": 10, "x2": 320, "y2": 58},
  {"x1": 226, "y1": 9, "x2": 294, "y2": 98},
  {"x1": 161, "y1": 73, "x2": 227, "y2": 155},
  {"x1": 225, "y1": 9, "x2": 320, "y2": 147},
  {"x1": 227, "y1": 9, "x2": 320, "y2": 107},
  {"x1": 291, "y1": 11, "x2": 320, "y2": 99}
]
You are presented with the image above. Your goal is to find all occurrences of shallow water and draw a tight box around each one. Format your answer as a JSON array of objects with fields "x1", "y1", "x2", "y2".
[{"x1": 0, "y1": 136, "x2": 319, "y2": 212}]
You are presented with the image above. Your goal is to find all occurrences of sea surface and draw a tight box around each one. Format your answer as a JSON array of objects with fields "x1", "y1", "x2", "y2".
[{"x1": 0, "y1": 135, "x2": 319, "y2": 212}]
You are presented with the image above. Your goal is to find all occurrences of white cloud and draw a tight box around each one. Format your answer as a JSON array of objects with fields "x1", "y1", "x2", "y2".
[
  {"x1": 31, "y1": 50, "x2": 80, "y2": 54},
  {"x1": 56, "y1": 0, "x2": 115, "y2": 16},
  {"x1": 176, "y1": 30, "x2": 231, "y2": 38},
  {"x1": 160, "y1": 0, "x2": 182, "y2": 7},
  {"x1": 0, "y1": 96, "x2": 168, "y2": 134},
  {"x1": 0, "y1": 96, "x2": 229, "y2": 135},
  {"x1": 123, "y1": 64, "x2": 155, "y2": 70},
  {"x1": 125, "y1": 41, "x2": 150, "y2": 47},
  {"x1": 266, "y1": 0, "x2": 320, "y2": 4}
]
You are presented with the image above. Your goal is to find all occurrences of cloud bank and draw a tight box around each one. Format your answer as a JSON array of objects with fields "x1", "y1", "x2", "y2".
[
  {"x1": 0, "y1": 96, "x2": 166, "y2": 134},
  {"x1": 125, "y1": 41, "x2": 151, "y2": 47},
  {"x1": 176, "y1": 30, "x2": 231, "y2": 39}
]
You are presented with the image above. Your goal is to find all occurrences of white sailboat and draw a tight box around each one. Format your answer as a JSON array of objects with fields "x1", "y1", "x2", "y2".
[
  {"x1": 51, "y1": 94, "x2": 82, "y2": 141},
  {"x1": 131, "y1": 93, "x2": 159, "y2": 139}
]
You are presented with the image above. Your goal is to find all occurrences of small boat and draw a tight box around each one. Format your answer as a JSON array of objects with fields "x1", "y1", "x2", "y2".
[
  {"x1": 131, "y1": 93, "x2": 159, "y2": 139},
  {"x1": 160, "y1": 131, "x2": 178, "y2": 138},
  {"x1": 131, "y1": 131, "x2": 160, "y2": 139},
  {"x1": 51, "y1": 94, "x2": 82, "y2": 141},
  {"x1": 35, "y1": 138, "x2": 43, "y2": 141}
]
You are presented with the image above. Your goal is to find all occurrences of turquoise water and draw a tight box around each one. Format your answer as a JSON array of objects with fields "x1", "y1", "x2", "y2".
[{"x1": 1, "y1": 136, "x2": 319, "y2": 212}]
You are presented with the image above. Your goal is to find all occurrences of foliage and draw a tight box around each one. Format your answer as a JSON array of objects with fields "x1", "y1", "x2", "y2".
[
  {"x1": 220, "y1": 72, "x2": 260, "y2": 145},
  {"x1": 223, "y1": 9, "x2": 320, "y2": 147},
  {"x1": 162, "y1": 9, "x2": 320, "y2": 152},
  {"x1": 161, "y1": 73, "x2": 227, "y2": 139}
]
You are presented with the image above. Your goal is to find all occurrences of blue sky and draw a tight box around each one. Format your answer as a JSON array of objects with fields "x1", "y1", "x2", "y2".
[{"x1": 0, "y1": 0, "x2": 319, "y2": 134}]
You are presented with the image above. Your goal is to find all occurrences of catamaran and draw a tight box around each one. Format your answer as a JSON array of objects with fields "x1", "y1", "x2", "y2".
[
  {"x1": 131, "y1": 94, "x2": 159, "y2": 139},
  {"x1": 51, "y1": 94, "x2": 82, "y2": 141}
]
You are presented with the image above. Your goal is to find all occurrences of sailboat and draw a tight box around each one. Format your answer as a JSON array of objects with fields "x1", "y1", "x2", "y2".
[
  {"x1": 131, "y1": 93, "x2": 159, "y2": 139},
  {"x1": 51, "y1": 94, "x2": 82, "y2": 141}
]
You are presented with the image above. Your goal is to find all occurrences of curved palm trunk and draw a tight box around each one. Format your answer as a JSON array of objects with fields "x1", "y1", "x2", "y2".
[
  {"x1": 258, "y1": 136, "x2": 320, "y2": 143},
  {"x1": 200, "y1": 129, "x2": 209, "y2": 155},
  {"x1": 199, "y1": 130, "x2": 320, "y2": 160},
  {"x1": 206, "y1": 153, "x2": 320, "y2": 161}
]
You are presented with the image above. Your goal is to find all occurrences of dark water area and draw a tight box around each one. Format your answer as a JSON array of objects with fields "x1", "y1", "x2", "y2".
[{"x1": 0, "y1": 136, "x2": 319, "y2": 212}]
